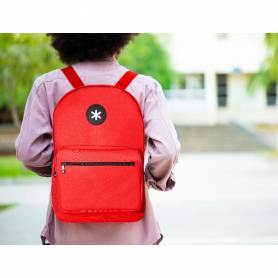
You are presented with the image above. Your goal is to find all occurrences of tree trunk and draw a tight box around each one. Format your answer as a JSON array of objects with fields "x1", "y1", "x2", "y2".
[
  {"x1": 5, "y1": 78, "x2": 20, "y2": 128},
  {"x1": 9, "y1": 100, "x2": 20, "y2": 128}
]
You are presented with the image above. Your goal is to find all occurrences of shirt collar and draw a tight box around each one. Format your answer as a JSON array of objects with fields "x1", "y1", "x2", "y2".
[{"x1": 73, "y1": 57, "x2": 119, "y2": 71}]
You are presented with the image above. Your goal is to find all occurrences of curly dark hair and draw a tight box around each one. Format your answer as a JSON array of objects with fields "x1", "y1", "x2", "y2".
[{"x1": 48, "y1": 33, "x2": 136, "y2": 64}]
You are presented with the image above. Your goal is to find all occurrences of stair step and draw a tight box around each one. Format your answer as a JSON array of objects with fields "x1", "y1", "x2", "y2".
[{"x1": 176, "y1": 124, "x2": 271, "y2": 152}]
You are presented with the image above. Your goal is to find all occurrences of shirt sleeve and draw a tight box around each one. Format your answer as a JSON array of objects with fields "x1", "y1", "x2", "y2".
[
  {"x1": 15, "y1": 79, "x2": 53, "y2": 177},
  {"x1": 143, "y1": 78, "x2": 181, "y2": 191}
]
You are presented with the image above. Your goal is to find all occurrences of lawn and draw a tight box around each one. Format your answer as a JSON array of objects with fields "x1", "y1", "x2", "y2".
[
  {"x1": 0, "y1": 203, "x2": 17, "y2": 212},
  {"x1": 269, "y1": 151, "x2": 278, "y2": 158},
  {"x1": 263, "y1": 150, "x2": 278, "y2": 159},
  {"x1": 0, "y1": 156, "x2": 35, "y2": 178}
]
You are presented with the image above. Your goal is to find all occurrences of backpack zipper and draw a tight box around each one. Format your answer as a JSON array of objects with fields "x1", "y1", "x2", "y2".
[{"x1": 61, "y1": 161, "x2": 135, "y2": 174}]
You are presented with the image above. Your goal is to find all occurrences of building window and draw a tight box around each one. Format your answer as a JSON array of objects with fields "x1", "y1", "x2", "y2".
[
  {"x1": 217, "y1": 74, "x2": 228, "y2": 107},
  {"x1": 266, "y1": 82, "x2": 277, "y2": 106},
  {"x1": 177, "y1": 74, "x2": 205, "y2": 89},
  {"x1": 172, "y1": 73, "x2": 205, "y2": 99},
  {"x1": 185, "y1": 74, "x2": 205, "y2": 89}
]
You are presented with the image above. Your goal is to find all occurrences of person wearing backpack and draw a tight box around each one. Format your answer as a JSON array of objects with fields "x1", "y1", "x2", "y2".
[{"x1": 15, "y1": 34, "x2": 180, "y2": 245}]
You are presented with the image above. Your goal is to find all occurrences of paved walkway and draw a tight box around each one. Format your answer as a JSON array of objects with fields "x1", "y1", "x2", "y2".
[
  {"x1": 1, "y1": 153, "x2": 278, "y2": 244},
  {"x1": 0, "y1": 179, "x2": 50, "y2": 244}
]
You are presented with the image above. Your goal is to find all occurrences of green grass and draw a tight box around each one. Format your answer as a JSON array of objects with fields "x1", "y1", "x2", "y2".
[
  {"x1": 0, "y1": 156, "x2": 35, "y2": 178},
  {"x1": 263, "y1": 150, "x2": 278, "y2": 159},
  {"x1": 269, "y1": 151, "x2": 278, "y2": 158},
  {"x1": 0, "y1": 203, "x2": 17, "y2": 212}
]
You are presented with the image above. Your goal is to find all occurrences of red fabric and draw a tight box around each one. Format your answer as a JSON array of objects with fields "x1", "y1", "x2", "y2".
[
  {"x1": 61, "y1": 66, "x2": 85, "y2": 88},
  {"x1": 115, "y1": 70, "x2": 138, "y2": 90},
  {"x1": 52, "y1": 70, "x2": 145, "y2": 223},
  {"x1": 52, "y1": 147, "x2": 144, "y2": 222}
]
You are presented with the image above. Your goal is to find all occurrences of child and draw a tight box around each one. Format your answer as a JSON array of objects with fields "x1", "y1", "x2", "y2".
[{"x1": 16, "y1": 34, "x2": 180, "y2": 245}]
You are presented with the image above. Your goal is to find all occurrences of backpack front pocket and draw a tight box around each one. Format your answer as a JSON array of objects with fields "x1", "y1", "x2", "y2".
[{"x1": 52, "y1": 146, "x2": 144, "y2": 221}]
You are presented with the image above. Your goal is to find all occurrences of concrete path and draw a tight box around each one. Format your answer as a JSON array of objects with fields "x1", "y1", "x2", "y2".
[
  {"x1": 151, "y1": 153, "x2": 278, "y2": 244},
  {"x1": 1, "y1": 153, "x2": 278, "y2": 244},
  {"x1": 0, "y1": 179, "x2": 50, "y2": 244}
]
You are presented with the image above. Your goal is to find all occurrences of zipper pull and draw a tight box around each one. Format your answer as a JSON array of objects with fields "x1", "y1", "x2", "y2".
[{"x1": 61, "y1": 164, "x2": 65, "y2": 174}]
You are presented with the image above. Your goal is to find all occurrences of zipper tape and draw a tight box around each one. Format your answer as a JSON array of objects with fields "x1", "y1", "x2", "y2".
[
  {"x1": 62, "y1": 162, "x2": 135, "y2": 166},
  {"x1": 61, "y1": 161, "x2": 135, "y2": 174}
]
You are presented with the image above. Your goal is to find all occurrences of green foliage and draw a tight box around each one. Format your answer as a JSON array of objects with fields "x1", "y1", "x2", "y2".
[
  {"x1": 119, "y1": 34, "x2": 174, "y2": 89},
  {"x1": 0, "y1": 34, "x2": 62, "y2": 121},
  {"x1": 0, "y1": 33, "x2": 173, "y2": 124},
  {"x1": 265, "y1": 33, "x2": 278, "y2": 80},
  {"x1": 0, "y1": 155, "x2": 35, "y2": 177},
  {"x1": 248, "y1": 33, "x2": 278, "y2": 93},
  {"x1": 247, "y1": 68, "x2": 272, "y2": 93}
]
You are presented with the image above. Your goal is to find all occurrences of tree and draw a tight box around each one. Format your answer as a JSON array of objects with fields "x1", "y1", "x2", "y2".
[
  {"x1": 119, "y1": 34, "x2": 174, "y2": 89},
  {"x1": 248, "y1": 33, "x2": 278, "y2": 93},
  {"x1": 0, "y1": 34, "x2": 62, "y2": 126},
  {"x1": 0, "y1": 33, "x2": 174, "y2": 126}
]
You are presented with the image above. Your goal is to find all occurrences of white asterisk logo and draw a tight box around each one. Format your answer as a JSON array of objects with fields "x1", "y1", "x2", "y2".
[{"x1": 91, "y1": 109, "x2": 102, "y2": 121}]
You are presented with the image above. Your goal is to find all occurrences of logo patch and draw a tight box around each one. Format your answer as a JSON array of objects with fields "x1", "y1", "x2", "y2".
[{"x1": 86, "y1": 104, "x2": 106, "y2": 125}]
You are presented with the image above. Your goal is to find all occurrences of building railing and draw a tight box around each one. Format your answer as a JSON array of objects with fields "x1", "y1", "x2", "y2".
[{"x1": 165, "y1": 89, "x2": 206, "y2": 100}]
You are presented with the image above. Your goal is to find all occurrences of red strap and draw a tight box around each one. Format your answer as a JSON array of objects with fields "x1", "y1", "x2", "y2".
[
  {"x1": 115, "y1": 71, "x2": 138, "y2": 90},
  {"x1": 61, "y1": 66, "x2": 85, "y2": 88}
]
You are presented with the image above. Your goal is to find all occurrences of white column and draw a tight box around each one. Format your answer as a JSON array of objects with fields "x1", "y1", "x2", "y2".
[{"x1": 205, "y1": 70, "x2": 218, "y2": 125}]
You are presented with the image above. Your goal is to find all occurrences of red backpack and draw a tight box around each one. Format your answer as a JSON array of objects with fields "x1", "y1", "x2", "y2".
[{"x1": 51, "y1": 66, "x2": 145, "y2": 223}]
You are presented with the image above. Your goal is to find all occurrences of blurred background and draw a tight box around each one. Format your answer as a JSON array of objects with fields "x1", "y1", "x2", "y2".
[{"x1": 0, "y1": 33, "x2": 278, "y2": 244}]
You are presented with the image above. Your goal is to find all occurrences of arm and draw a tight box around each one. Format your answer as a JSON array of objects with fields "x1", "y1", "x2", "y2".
[
  {"x1": 144, "y1": 79, "x2": 180, "y2": 191},
  {"x1": 15, "y1": 80, "x2": 53, "y2": 177}
]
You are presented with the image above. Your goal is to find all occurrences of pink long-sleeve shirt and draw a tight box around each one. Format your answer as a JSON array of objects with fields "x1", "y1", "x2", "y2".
[{"x1": 15, "y1": 58, "x2": 180, "y2": 245}]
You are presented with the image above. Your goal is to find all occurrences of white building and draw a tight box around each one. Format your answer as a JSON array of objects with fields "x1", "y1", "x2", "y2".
[{"x1": 163, "y1": 33, "x2": 278, "y2": 125}]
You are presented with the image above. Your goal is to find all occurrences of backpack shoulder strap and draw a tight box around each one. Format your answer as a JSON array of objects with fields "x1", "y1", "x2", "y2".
[
  {"x1": 115, "y1": 70, "x2": 138, "y2": 91},
  {"x1": 61, "y1": 66, "x2": 85, "y2": 88}
]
